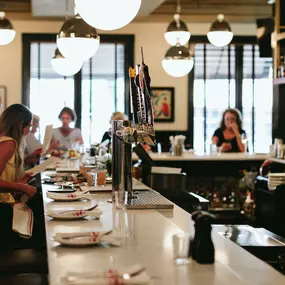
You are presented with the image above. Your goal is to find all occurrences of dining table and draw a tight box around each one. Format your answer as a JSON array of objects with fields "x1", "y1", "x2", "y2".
[{"x1": 40, "y1": 161, "x2": 285, "y2": 285}]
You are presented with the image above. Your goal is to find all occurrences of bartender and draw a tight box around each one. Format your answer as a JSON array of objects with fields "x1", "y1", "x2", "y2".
[{"x1": 212, "y1": 108, "x2": 246, "y2": 153}]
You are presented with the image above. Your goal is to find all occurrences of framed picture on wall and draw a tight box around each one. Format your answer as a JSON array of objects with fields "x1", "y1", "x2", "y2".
[
  {"x1": 151, "y1": 87, "x2": 174, "y2": 122},
  {"x1": 0, "y1": 86, "x2": 7, "y2": 114}
]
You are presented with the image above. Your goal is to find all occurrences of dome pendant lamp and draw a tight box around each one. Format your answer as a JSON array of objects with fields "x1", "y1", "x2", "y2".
[
  {"x1": 0, "y1": 11, "x2": 16, "y2": 45},
  {"x1": 75, "y1": 0, "x2": 142, "y2": 31},
  {"x1": 207, "y1": 14, "x2": 233, "y2": 47},
  {"x1": 164, "y1": 0, "x2": 190, "y2": 46},
  {"x1": 57, "y1": 12, "x2": 100, "y2": 61},
  {"x1": 162, "y1": 43, "x2": 194, "y2": 78},
  {"x1": 51, "y1": 49, "x2": 83, "y2": 76}
]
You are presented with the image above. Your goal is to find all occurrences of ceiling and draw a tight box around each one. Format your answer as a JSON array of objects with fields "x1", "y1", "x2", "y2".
[{"x1": 0, "y1": 0, "x2": 272, "y2": 22}]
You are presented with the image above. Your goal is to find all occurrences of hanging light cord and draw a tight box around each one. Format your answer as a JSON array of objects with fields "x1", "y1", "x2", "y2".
[
  {"x1": 174, "y1": 0, "x2": 181, "y2": 28},
  {"x1": 176, "y1": 0, "x2": 181, "y2": 14}
]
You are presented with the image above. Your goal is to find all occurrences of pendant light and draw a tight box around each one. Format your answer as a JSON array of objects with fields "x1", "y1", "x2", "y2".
[
  {"x1": 164, "y1": 0, "x2": 190, "y2": 46},
  {"x1": 0, "y1": 11, "x2": 16, "y2": 45},
  {"x1": 51, "y1": 49, "x2": 83, "y2": 76},
  {"x1": 75, "y1": 0, "x2": 142, "y2": 31},
  {"x1": 57, "y1": 13, "x2": 100, "y2": 61},
  {"x1": 207, "y1": 14, "x2": 233, "y2": 47},
  {"x1": 162, "y1": 44, "x2": 194, "y2": 78}
]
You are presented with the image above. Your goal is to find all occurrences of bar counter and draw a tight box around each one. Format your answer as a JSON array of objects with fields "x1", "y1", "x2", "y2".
[
  {"x1": 133, "y1": 152, "x2": 269, "y2": 162},
  {"x1": 41, "y1": 176, "x2": 285, "y2": 285}
]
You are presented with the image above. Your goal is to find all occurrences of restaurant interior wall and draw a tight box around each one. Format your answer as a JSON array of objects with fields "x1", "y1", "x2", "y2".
[{"x1": 0, "y1": 18, "x2": 256, "y2": 132}]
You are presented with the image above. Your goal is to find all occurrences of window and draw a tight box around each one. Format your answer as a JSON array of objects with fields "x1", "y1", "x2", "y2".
[
  {"x1": 22, "y1": 34, "x2": 134, "y2": 146},
  {"x1": 81, "y1": 43, "x2": 126, "y2": 145},
  {"x1": 29, "y1": 42, "x2": 74, "y2": 142},
  {"x1": 192, "y1": 38, "x2": 272, "y2": 153}
]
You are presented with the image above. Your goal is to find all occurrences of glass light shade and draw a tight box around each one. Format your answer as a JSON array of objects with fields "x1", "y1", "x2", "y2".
[
  {"x1": 207, "y1": 31, "x2": 233, "y2": 47},
  {"x1": 162, "y1": 59, "x2": 194, "y2": 77},
  {"x1": 165, "y1": 14, "x2": 190, "y2": 46},
  {"x1": 57, "y1": 14, "x2": 100, "y2": 61},
  {"x1": 207, "y1": 14, "x2": 233, "y2": 47},
  {"x1": 51, "y1": 49, "x2": 83, "y2": 76},
  {"x1": 0, "y1": 12, "x2": 16, "y2": 45},
  {"x1": 75, "y1": 0, "x2": 142, "y2": 31},
  {"x1": 162, "y1": 44, "x2": 194, "y2": 77},
  {"x1": 164, "y1": 31, "x2": 191, "y2": 46}
]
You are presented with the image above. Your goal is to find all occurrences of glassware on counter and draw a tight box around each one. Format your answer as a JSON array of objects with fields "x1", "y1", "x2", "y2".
[
  {"x1": 97, "y1": 165, "x2": 107, "y2": 187},
  {"x1": 172, "y1": 233, "x2": 190, "y2": 265}
]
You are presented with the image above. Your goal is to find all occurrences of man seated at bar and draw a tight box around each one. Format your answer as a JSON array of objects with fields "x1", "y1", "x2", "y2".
[
  {"x1": 52, "y1": 107, "x2": 83, "y2": 151},
  {"x1": 101, "y1": 111, "x2": 126, "y2": 143},
  {"x1": 212, "y1": 108, "x2": 246, "y2": 153},
  {"x1": 23, "y1": 114, "x2": 42, "y2": 166}
]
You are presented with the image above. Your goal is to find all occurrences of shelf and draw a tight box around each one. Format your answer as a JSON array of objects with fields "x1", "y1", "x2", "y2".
[
  {"x1": 273, "y1": 77, "x2": 285, "y2": 85},
  {"x1": 271, "y1": 158, "x2": 285, "y2": 165}
]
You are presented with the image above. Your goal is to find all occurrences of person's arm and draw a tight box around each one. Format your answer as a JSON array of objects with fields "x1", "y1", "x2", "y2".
[
  {"x1": 0, "y1": 141, "x2": 36, "y2": 197},
  {"x1": 230, "y1": 124, "x2": 245, "y2": 152},
  {"x1": 212, "y1": 136, "x2": 219, "y2": 145}
]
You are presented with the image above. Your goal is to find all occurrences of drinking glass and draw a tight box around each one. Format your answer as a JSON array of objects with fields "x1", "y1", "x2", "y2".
[
  {"x1": 172, "y1": 233, "x2": 190, "y2": 265},
  {"x1": 97, "y1": 167, "x2": 107, "y2": 186},
  {"x1": 209, "y1": 144, "x2": 217, "y2": 155}
]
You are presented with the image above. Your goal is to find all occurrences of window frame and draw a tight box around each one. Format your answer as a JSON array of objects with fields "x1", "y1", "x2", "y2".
[
  {"x1": 188, "y1": 35, "x2": 269, "y2": 151},
  {"x1": 22, "y1": 33, "x2": 135, "y2": 129}
]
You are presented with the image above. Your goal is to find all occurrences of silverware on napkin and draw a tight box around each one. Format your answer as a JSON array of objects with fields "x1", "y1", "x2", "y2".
[{"x1": 50, "y1": 204, "x2": 98, "y2": 215}]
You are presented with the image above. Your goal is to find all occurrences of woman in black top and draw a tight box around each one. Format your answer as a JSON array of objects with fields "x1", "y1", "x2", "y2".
[{"x1": 212, "y1": 108, "x2": 246, "y2": 153}]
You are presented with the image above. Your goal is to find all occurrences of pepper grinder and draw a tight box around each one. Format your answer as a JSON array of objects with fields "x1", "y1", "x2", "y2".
[{"x1": 190, "y1": 210, "x2": 216, "y2": 264}]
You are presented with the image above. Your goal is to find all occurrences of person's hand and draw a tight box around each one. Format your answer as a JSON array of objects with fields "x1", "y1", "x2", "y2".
[
  {"x1": 49, "y1": 140, "x2": 60, "y2": 151},
  {"x1": 25, "y1": 148, "x2": 42, "y2": 165},
  {"x1": 221, "y1": 142, "x2": 232, "y2": 152},
  {"x1": 230, "y1": 123, "x2": 239, "y2": 136},
  {"x1": 19, "y1": 184, "x2": 37, "y2": 198},
  {"x1": 17, "y1": 172, "x2": 33, "y2": 183}
]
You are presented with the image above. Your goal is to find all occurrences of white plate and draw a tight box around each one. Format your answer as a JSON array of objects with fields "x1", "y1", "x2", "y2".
[
  {"x1": 53, "y1": 230, "x2": 119, "y2": 247},
  {"x1": 47, "y1": 208, "x2": 102, "y2": 220},
  {"x1": 47, "y1": 192, "x2": 91, "y2": 202},
  {"x1": 54, "y1": 182, "x2": 74, "y2": 187}
]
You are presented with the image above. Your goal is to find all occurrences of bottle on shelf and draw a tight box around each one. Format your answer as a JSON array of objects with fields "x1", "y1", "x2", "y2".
[{"x1": 278, "y1": 53, "x2": 285, "y2": 78}]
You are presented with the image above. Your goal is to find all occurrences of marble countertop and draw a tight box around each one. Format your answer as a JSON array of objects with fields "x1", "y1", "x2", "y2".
[
  {"x1": 41, "y1": 178, "x2": 285, "y2": 285},
  {"x1": 133, "y1": 152, "x2": 269, "y2": 161}
]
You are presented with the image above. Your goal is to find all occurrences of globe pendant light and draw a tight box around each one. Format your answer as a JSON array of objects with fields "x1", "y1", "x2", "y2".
[
  {"x1": 57, "y1": 13, "x2": 100, "y2": 61},
  {"x1": 162, "y1": 44, "x2": 194, "y2": 78},
  {"x1": 0, "y1": 11, "x2": 16, "y2": 45},
  {"x1": 207, "y1": 14, "x2": 233, "y2": 47},
  {"x1": 51, "y1": 49, "x2": 83, "y2": 76},
  {"x1": 164, "y1": 0, "x2": 190, "y2": 46},
  {"x1": 75, "y1": 0, "x2": 142, "y2": 31}
]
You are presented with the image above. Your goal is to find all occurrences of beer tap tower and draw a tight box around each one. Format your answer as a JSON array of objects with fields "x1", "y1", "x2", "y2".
[{"x1": 111, "y1": 47, "x2": 157, "y2": 208}]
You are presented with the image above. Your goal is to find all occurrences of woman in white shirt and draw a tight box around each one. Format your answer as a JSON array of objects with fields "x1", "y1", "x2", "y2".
[{"x1": 52, "y1": 107, "x2": 83, "y2": 150}]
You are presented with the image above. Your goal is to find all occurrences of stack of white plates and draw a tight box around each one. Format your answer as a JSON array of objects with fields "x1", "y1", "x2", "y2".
[{"x1": 268, "y1": 173, "x2": 285, "y2": 191}]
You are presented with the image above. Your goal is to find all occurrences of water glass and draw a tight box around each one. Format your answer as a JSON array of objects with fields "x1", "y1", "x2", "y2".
[
  {"x1": 209, "y1": 144, "x2": 217, "y2": 155},
  {"x1": 172, "y1": 233, "x2": 190, "y2": 265}
]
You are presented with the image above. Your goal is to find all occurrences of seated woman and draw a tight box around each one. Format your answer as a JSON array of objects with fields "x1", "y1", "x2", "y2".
[
  {"x1": 101, "y1": 111, "x2": 126, "y2": 143},
  {"x1": 52, "y1": 107, "x2": 83, "y2": 151},
  {"x1": 0, "y1": 104, "x2": 37, "y2": 247},
  {"x1": 212, "y1": 108, "x2": 246, "y2": 153}
]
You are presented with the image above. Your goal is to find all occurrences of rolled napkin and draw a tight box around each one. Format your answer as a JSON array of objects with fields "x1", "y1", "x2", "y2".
[
  {"x1": 12, "y1": 202, "x2": 34, "y2": 238},
  {"x1": 62, "y1": 264, "x2": 151, "y2": 285},
  {"x1": 54, "y1": 231, "x2": 121, "y2": 247}
]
